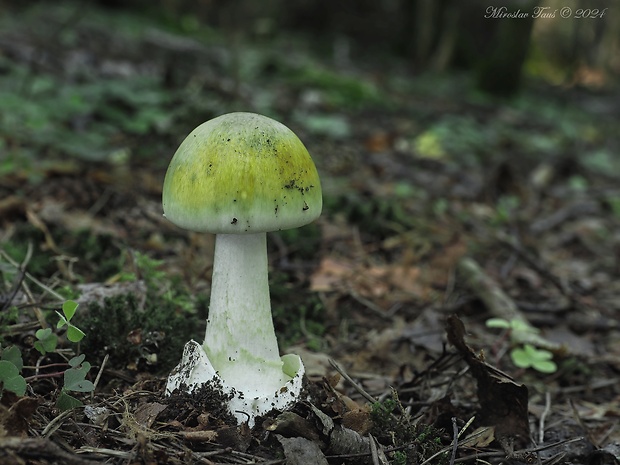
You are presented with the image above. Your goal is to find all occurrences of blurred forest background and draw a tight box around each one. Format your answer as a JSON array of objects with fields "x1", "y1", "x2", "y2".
[
  {"x1": 1, "y1": 0, "x2": 619, "y2": 168},
  {"x1": 1, "y1": 0, "x2": 620, "y2": 462}
]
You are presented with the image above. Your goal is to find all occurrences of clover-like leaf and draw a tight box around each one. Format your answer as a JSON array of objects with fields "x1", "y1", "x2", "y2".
[
  {"x1": 532, "y1": 360, "x2": 557, "y2": 374},
  {"x1": 56, "y1": 302, "x2": 86, "y2": 343},
  {"x1": 62, "y1": 300, "x2": 79, "y2": 321},
  {"x1": 485, "y1": 318, "x2": 511, "y2": 329},
  {"x1": 511, "y1": 346, "x2": 534, "y2": 368},
  {"x1": 68, "y1": 354, "x2": 86, "y2": 368},
  {"x1": 34, "y1": 328, "x2": 58, "y2": 355},
  {"x1": 0, "y1": 360, "x2": 27, "y2": 396},
  {"x1": 511, "y1": 344, "x2": 557, "y2": 373},
  {"x1": 56, "y1": 390, "x2": 83, "y2": 411},
  {"x1": 66, "y1": 324, "x2": 86, "y2": 343},
  {"x1": 509, "y1": 319, "x2": 537, "y2": 334},
  {"x1": 1, "y1": 346, "x2": 23, "y2": 371},
  {"x1": 64, "y1": 358, "x2": 95, "y2": 393},
  {"x1": 56, "y1": 311, "x2": 69, "y2": 329}
]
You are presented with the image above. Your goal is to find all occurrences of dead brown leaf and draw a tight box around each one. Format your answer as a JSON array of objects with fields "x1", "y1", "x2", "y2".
[{"x1": 446, "y1": 315, "x2": 530, "y2": 448}]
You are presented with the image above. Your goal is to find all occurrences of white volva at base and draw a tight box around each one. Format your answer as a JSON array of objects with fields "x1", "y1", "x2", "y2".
[{"x1": 166, "y1": 340, "x2": 305, "y2": 427}]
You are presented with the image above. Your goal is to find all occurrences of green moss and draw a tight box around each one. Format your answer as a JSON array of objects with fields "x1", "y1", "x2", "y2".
[
  {"x1": 78, "y1": 293, "x2": 202, "y2": 374},
  {"x1": 371, "y1": 395, "x2": 446, "y2": 465}
]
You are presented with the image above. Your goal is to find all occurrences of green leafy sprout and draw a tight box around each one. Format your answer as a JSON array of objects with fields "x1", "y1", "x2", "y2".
[
  {"x1": 486, "y1": 317, "x2": 557, "y2": 373},
  {"x1": 34, "y1": 327, "x2": 58, "y2": 355},
  {"x1": 56, "y1": 354, "x2": 96, "y2": 410},
  {"x1": 0, "y1": 345, "x2": 27, "y2": 396},
  {"x1": 1, "y1": 300, "x2": 94, "y2": 407},
  {"x1": 56, "y1": 300, "x2": 86, "y2": 343}
]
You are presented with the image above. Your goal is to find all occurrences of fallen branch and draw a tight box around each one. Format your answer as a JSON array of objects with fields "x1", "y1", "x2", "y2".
[
  {"x1": 457, "y1": 257, "x2": 566, "y2": 354},
  {"x1": 0, "y1": 437, "x2": 102, "y2": 465}
]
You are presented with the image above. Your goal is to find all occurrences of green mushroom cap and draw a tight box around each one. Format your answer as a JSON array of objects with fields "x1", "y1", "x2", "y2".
[{"x1": 163, "y1": 112, "x2": 322, "y2": 234}]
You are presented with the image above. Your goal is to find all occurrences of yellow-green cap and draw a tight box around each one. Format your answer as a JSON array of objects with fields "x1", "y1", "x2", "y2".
[{"x1": 162, "y1": 112, "x2": 322, "y2": 233}]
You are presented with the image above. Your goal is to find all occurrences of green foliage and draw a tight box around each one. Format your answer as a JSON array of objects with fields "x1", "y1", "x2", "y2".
[
  {"x1": 1, "y1": 345, "x2": 23, "y2": 370},
  {"x1": 71, "y1": 249, "x2": 201, "y2": 372},
  {"x1": 371, "y1": 397, "x2": 399, "y2": 424},
  {"x1": 0, "y1": 360, "x2": 27, "y2": 396},
  {"x1": 56, "y1": 391, "x2": 84, "y2": 411},
  {"x1": 391, "y1": 451, "x2": 407, "y2": 465},
  {"x1": 0, "y1": 300, "x2": 95, "y2": 406},
  {"x1": 0, "y1": 59, "x2": 177, "y2": 177},
  {"x1": 56, "y1": 300, "x2": 86, "y2": 343},
  {"x1": 294, "y1": 113, "x2": 351, "y2": 139},
  {"x1": 273, "y1": 223, "x2": 322, "y2": 261},
  {"x1": 0, "y1": 346, "x2": 27, "y2": 396},
  {"x1": 64, "y1": 355, "x2": 96, "y2": 392},
  {"x1": 371, "y1": 394, "x2": 445, "y2": 464},
  {"x1": 511, "y1": 344, "x2": 557, "y2": 373},
  {"x1": 34, "y1": 328, "x2": 58, "y2": 355},
  {"x1": 284, "y1": 62, "x2": 383, "y2": 109},
  {"x1": 120, "y1": 251, "x2": 167, "y2": 284},
  {"x1": 80, "y1": 292, "x2": 200, "y2": 373},
  {"x1": 413, "y1": 116, "x2": 494, "y2": 166},
  {"x1": 56, "y1": 355, "x2": 95, "y2": 410},
  {"x1": 486, "y1": 318, "x2": 557, "y2": 373},
  {"x1": 121, "y1": 250, "x2": 195, "y2": 314},
  {"x1": 486, "y1": 317, "x2": 534, "y2": 335}
]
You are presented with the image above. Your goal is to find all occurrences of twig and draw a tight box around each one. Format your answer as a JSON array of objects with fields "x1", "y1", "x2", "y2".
[
  {"x1": 496, "y1": 231, "x2": 577, "y2": 298},
  {"x1": 0, "y1": 248, "x2": 66, "y2": 301},
  {"x1": 419, "y1": 423, "x2": 490, "y2": 465},
  {"x1": 457, "y1": 256, "x2": 565, "y2": 353},
  {"x1": 449, "y1": 417, "x2": 459, "y2": 465},
  {"x1": 1, "y1": 242, "x2": 32, "y2": 311},
  {"x1": 539, "y1": 391, "x2": 551, "y2": 444},
  {"x1": 93, "y1": 354, "x2": 109, "y2": 392},
  {"x1": 41, "y1": 409, "x2": 77, "y2": 437},
  {"x1": 329, "y1": 358, "x2": 377, "y2": 404},
  {"x1": 453, "y1": 436, "x2": 584, "y2": 463},
  {"x1": 0, "y1": 437, "x2": 101, "y2": 465},
  {"x1": 348, "y1": 288, "x2": 392, "y2": 320},
  {"x1": 76, "y1": 447, "x2": 132, "y2": 459},
  {"x1": 370, "y1": 433, "x2": 380, "y2": 465},
  {"x1": 569, "y1": 399, "x2": 598, "y2": 448}
]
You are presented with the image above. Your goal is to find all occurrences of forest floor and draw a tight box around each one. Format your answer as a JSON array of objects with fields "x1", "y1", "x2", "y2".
[{"x1": 1, "y1": 3, "x2": 620, "y2": 465}]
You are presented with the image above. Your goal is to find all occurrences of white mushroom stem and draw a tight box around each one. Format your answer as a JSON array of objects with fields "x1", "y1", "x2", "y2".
[
  {"x1": 204, "y1": 233, "x2": 289, "y2": 392},
  {"x1": 166, "y1": 233, "x2": 305, "y2": 427}
]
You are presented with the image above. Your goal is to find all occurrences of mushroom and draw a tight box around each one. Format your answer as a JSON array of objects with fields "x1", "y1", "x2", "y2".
[{"x1": 162, "y1": 112, "x2": 322, "y2": 426}]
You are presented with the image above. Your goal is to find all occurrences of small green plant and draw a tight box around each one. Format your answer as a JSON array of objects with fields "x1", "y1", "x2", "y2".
[
  {"x1": 371, "y1": 396, "x2": 399, "y2": 424},
  {"x1": 486, "y1": 318, "x2": 557, "y2": 373},
  {"x1": 56, "y1": 300, "x2": 86, "y2": 343},
  {"x1": 0, "y1": 300, "x2": 94, "y2": 408},
  {"x1": 510, "y1": 344, "x2": 556, "y2": 373},
  {"x1": 56, "y1": 354, "x2": 96, "y2": 410},
  {"x1": 391, "y1": 450, "x2": 407, "y2": 465},
  {"x1": 371, "y1": 394, "x2": 445, "y2": 464},
  {"x1": 34, "y1": 328, "x2": 58, "y2": 354},
  {"x1": 118, "y1": 251, "x2": 193, "y2": 315},
  {"x1": 0, "y1": 346, "x2": 26, "y2": 396}
]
